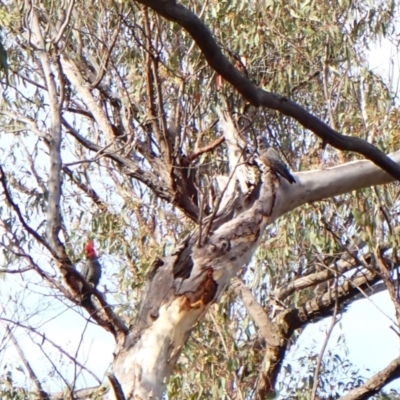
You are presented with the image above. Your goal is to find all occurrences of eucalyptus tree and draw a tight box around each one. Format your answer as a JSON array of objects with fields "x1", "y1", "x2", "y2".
[{"x1": 0, "y1": 0, "x2": 400, "y2": 399}]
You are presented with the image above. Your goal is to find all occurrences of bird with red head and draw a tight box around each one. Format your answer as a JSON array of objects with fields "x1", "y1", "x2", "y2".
[
  {"x1": 84, "y1": 240, "x2": 97, "y2": 259},
  {"x1": 80, "y1": 240, "x2": 102, "y2": 306}
]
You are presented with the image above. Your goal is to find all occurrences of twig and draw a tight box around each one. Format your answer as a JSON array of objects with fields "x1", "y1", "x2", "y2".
[
  {"x1": 0, "y1": 110, "x2": 49, "y2": 139},
  {"x1": 52, "y1": 0, "x2": 75, "y2": 45},
  {"x1": 90, "y1": 13, "x2": 122, "y2": 88},
  {"x1": 0, "y1": 267, "x2": 33, "y2": 273},
  {"x1": 375, "y1": 250, "x2": 400, "y2": 327},
  {"x1": 193, "y1": 179, "x2": 205, "y2": 247},
  {"x1": 209, "y1": 310, "x2": 244, "y2": 400},
  {"x1": 0, "y1": 166, "x2": 50, "y2": 251},
  {"x1": 72, "y1": 318, "x2": 91, "y2": 392},
  {"x1": 310, "y1": 281, "x2": 340, "y2": 400},
  {"x1": 63, "y1": 138, "x2": 128, "y2": 167},
  {"x1": 34, "y1": 339, "x2": 73, "y2": 398},
  {"x1": 1, "y1": 317, "x2": 102, "y2": 384},
  {"x1": 390, "y1": 325, "x2": 400, "y2": 337},
  {"x1": 1, "y1": 322, "x2": 50, "y2": 400},
  {"x1": 350, "y1": 278, "x2": 399, "y2": 328}
]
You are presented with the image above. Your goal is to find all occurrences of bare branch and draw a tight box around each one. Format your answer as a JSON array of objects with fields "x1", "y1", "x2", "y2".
[
  {"x1": 62, "y1": 117, "x2": 199, "y2": 221},
  {"x1": 209, "y1": 310, "x2": 244, "y2": 400},
  {"x1": 375, "y1": 251, "x2": 400, "y2": 327},
  {"x1": 30, "y1": 9, "x2": 63, "y2": 254},
  {"x1": 90, "y1": 10, "x2": 122, "y2": 88},
  {"x1": 233, "y1": 278, "x2": 284, "y2": 400},
  {"x1": 60, "y1": 55, "x2": 116, "y2": 142},
  {"x1": 52, "y1": 0, "x2": 75, "y2": 45},
  {"x1": 0, "y1": 166, "x2": 50, "y2": 252},
  {"x1": 0, "y1": 110, "x2": 50, "y2": 139},
  {"x1": 258, "y1": 265, "x2": 382, "y2": 391},
  {"x1": 187, "y1": 136, "x2": 224, "y2": 162},
  {"x1": 51, "y1": 386, "x2": 106, "y2": 400},
  {"x1": 0, "y1": 266, "x2": 33, "y2": 273},
  {"x1": 310, "y1": 284, "x2": 340, "y2": 400},
  {"x1": 1, "y1": 318, "x2": 102, "y2": 385},
  {"x1": 62, "y1": 166, "x2": 107, "y2": 211},
  {"x1": 273, "y1": 259, "x2": 357, "y2": 301},
  {"x1": 339, "y1": 355, "x2": 400, "y2": 400},
  {"x1": 232, "y1": 278, "x2": 280, "y2": 347},
  {"x1": 56, "y1": 263, "x2": 128, "y2": 340},
  {"x1": 34, "y1": 338, "x2": 72, "y2": 396},
  {"x1": 1, "y1": 322, "x2": 50, "y2": 400}
]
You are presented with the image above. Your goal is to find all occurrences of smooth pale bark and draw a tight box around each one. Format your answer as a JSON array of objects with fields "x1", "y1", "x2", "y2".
[
  {"x1": 110, "y1": 150, "x2": 400, "y2": 399},
  {"x1": 31, "y1": 10, "x2": 63, "y2": 255},
  {"x1": 280, "y1": 151, "x2": 400, "y2": 215}
]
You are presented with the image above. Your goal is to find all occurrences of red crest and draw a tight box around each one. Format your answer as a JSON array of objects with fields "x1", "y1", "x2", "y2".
[{"x1": 84, "y1": 240, "x2": 97, "y2": 258}]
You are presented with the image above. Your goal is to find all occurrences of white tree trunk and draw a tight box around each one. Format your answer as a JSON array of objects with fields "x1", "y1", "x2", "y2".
[{"x1": 111, "y1": 148, "x2": 400, "y2": 399}]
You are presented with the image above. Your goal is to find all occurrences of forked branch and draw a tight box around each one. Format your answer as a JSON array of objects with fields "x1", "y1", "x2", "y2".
[{"x1": 133, "y1": 0, "x2": 400, "y2": 180}]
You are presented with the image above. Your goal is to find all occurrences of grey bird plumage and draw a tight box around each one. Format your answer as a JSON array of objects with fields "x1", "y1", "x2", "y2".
[
  {"x1": 257, "y1": 136, "x2": 296, "y2": 184},
  {"x1": 81, "y1": 240, "x2": 102, "y2": 305},
  {"x1": 81, "y1": 257, "x2": 102, "y2": 287}
]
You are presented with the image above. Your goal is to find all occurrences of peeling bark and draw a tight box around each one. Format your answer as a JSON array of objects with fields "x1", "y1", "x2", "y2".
[
  {"x1": 110, "y1": 147, "x2": 400, "y2": 397},
  {"x1": 111, "y1": 159, "x2": 278, "y2": 397}
]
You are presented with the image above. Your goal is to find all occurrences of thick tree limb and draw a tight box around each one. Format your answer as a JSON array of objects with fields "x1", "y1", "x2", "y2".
[
  {"x1": 232, "y1": 278, "x2": 280, "y2": 347},
  {"x1": 112, "y1": 171, "x2": 278, "y2": 398},
  {"x1": 272, "y1": 259, "x2": 357, "y2": 301},
  {"x1": 260, "y1": 268, "x2": 382, "y2": 389},
  {"x1": 133, "y1": 0, "x2": 400, "y2": 181},
  {"x1": 277, "y1": 151, "x2": 400, "y2": 216},
  {"x1": 339, "y1": 355, "x2": 400, "y2": 400},
  {"x1": 30, "y1": 10, "x2": 64, "y2": 254}
]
